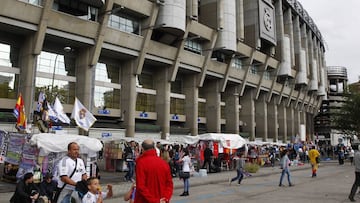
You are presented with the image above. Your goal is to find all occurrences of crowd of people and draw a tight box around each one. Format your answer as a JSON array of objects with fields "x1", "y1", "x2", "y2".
[
  {"x1": 10, "y1": 142, "x2": 114, "y2": 203},
  {"x1": 10, "y1": 137, "x2": 360, "y2": 203}
]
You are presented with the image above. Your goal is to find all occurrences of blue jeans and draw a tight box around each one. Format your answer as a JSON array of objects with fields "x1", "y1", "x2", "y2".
[
  {"x1": 57, "y1": 188, "x2": 73, "y2": 203},
  {"x1": 183, "y1": 177, "x2": 189, "y2": 192},
  {"x1": 231, "y1": 168, "x2": 244, "y2": 184},
  {"x1": 125, "y1": 161, "x2": 135, "y2": 181},
  {"x1": 279, "y1": 168, "x2": 292, "y2": 185}
]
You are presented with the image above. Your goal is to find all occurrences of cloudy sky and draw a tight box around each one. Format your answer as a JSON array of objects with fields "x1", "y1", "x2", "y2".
[{"x1": 298, "y1": 0, "x2": 360, "y2": 83}]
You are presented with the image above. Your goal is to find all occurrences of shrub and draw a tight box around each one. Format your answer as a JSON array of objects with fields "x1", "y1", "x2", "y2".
[{"x1": 245, "y1": 163, "x2": 260, "y2": 173}]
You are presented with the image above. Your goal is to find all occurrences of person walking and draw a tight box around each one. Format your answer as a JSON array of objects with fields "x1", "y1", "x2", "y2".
[
  {"x1": 349, "y1": 147, "x2": 355, "y2": 165},
  {"x1": 348, "y1": 145, "x2": 360, "y2": 202},
  {"x1": 135, "y1": 139, "x2": 173, "y2": 203},
  {"x1": 55, "y1": 142, "x2": 87, "y2": 203},
  {"x1": 229, "y1": 152, "x2": 245, "y2": 185},
  {"x1": 124, "y1": 141, "x2": 136, "y2": 182},
  {"x1": 179, "y1": 150, "x2": 191, "y2": 196},
  {"x1": 10, "y1": 172, "x2": 39, "y2": 203},
  {"x1": 279, "y1": 149, "x2": 294, "y2": 187},
  {"x1": 308, "y1": 146, "x2": 320, "y2": 177},
  {"x1": 269, "y1": 150, "x2": 276, "y2": 167}
]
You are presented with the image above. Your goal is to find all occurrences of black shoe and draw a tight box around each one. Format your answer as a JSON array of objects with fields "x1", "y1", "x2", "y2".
[
  {"x1": 279, "y1": 184, "x2": 284, "y2": 187},
  {"x1": 289, "y1": 184, "x2": 294, "y2": 187},
  {"x1": 180, "y1": 192, "x2": 189, "y2": 196},
  {"x1": 349, "y1": 196, "x2": 355, "y2": 202}
]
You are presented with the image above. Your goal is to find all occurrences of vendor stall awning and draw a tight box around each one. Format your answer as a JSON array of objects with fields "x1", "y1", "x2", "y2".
[
  {"x1": 184, "y1": 133, "x2": 247, "y2": 149},
  {"x1": 30, "y1": 133, "x2": 103, "y2": 156}
]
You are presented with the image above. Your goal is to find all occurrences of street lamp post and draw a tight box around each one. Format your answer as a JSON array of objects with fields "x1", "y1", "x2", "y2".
[{"x1": 51, "y1": 47, "x2": 72, "y2": 100}]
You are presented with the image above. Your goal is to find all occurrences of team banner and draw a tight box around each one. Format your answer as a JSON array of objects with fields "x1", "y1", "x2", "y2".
[{"x1": 71, "y1": 98, "x2": 97, "y2": 131}]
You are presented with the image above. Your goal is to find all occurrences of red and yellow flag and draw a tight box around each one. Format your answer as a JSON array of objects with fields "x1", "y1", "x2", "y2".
[{"x1": 13, "y1": 94, "x2": 27, "y2": 129}]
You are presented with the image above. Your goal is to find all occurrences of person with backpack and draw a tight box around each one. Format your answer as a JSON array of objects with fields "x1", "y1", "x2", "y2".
[
  {"x1": 124, "y1": 141, "x2": 136, "y2": 182},
  {"x1": 81, "y1": 177, "x2": 113, "y2": 203}
]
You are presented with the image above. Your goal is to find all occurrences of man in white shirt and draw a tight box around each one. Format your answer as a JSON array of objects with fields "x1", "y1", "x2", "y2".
[{"x1": 56, "y1": 142, "x2": 87, "y2": 203}]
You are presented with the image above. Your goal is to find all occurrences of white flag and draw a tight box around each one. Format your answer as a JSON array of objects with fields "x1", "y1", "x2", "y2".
[
  {"x1": 71, "y1": 98, "x2": 97, "y2": 131},
  {"x1": 53, "y1": 97, "x2": 71, "y2": 124},
  {"x1": 47, "y1": 101, "x2": 58, "y2": 121},
  {"x1": 36, "y1": 91, "x2": 46, "y2": 112}
]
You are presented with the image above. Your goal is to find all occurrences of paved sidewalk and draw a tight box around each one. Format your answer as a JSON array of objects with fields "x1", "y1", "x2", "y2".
[{"x1": 0, "y1": 161, "x2": 323, "y2": 202}]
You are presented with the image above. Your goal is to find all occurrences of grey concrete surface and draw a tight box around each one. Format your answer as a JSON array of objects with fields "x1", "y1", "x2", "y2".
[{"x1": 0, "y1": 160, "x2": 316, "y2": 203}]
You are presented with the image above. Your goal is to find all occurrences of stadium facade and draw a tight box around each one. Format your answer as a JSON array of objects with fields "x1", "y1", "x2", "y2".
[{"x1": 0, "y1": 0, "x2": 327, "y2": 142}]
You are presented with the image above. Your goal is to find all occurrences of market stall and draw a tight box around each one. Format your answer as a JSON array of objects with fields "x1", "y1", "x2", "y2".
[
  {"x1": 184, "y1": 133, "x2": 247, "y2": 171},
  {"x1": 0, "y1": 131, "x2": 103, "y2": 183}
]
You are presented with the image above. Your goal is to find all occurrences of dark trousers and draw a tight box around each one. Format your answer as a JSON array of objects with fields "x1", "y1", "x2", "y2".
[
  {"x1": 349, "y1": 171, "x2": 360, "y2": 199},
  {"x1": 231, "y1": 168, "x2": 244, "y2": 184},
  {"x1": 125, "y1": 161, "x2": 135, "y2": 181},
  {"x1": 202, "y1": 158, "x2": 212, "y2": 172}
]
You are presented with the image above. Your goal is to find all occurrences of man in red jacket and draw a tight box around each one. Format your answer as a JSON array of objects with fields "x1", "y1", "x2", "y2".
[{"x1": 135, "y1": 139, "x2": 173, "y2": 203}]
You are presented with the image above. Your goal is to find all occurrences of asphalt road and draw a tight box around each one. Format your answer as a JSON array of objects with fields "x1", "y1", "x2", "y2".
[{"x1": 105, "y1": 163, "x2": 357, "y2": 203}]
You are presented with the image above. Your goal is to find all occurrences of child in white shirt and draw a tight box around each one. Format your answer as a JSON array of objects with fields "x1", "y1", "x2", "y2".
[{"x1": 82, "y1": 177, "x2": 113, "y2": 203}]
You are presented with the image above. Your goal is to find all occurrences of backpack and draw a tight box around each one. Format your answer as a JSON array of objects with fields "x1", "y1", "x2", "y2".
[{"x1": 75, "y1": 180, "x2": 88, "y2": 199}]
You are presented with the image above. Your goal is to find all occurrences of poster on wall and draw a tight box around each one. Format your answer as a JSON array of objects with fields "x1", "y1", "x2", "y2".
[
  {"x1": 16, "y1": 142, "x2": 38, "y2": 180},
  {"x1": 0, "y1": 130, "x2": 8, "y2": 163},
  {"x1": 5, "y1": 133, "x2": 26, "y2": 164}
]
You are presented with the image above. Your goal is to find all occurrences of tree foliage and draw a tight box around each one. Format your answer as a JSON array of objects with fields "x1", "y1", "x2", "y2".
[{"x1": 333, "y1": 93, "x2": 360, "y2": 138}]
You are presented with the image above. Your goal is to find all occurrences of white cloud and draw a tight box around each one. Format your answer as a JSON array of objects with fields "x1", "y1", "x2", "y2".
[{"x1": 298, "y1": 0, "x2": 360, "y2": 83}]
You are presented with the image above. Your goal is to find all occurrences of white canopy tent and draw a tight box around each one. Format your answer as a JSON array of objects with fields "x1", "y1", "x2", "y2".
[
  {"x1": 184, "y1": 133, "x2": 247, "y2": 149},
  {"x1": 30, "y1": 133, "x2": 103, "y2": 157}
]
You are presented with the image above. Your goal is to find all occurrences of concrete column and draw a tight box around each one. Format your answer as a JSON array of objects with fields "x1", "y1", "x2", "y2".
[
  {"x1": 240, "y1": 88, "x2": 255, "y2": 141},
  {"x1": 18, "y1": 35, "x2": 37, "y2": 121},
  {"x1": 121, "y1": 60, "x2": 137, "y2": 137},
  {"x1": 286, "y1": 102, "x2": 295, "y2": 140},
  {"x1": 284, "y1": 8, "x2": 295, "y2": 67},
  {"x1": 294, "y1": 107, "x2": 300, "y2": 138},
  {"x1": 300, "y1": 110, "x2": 306, "y2": 125},
  {"x1": 155, "y1": 68, "x2": 171, "y2": 139},
  {"x1": 75, "y1": 48, "x2": 96, "y2": 135},
  {"x1": 224, "y1": 85, "x2": 240, "y2": 134},
  {"x1": 307, "y1": 112, "x2": 315, "y2": 142},
  {"x1": 204, "y1": 81, "x2": 221, "y2": 133},
  {"x1": 184, "y1": 74, "x2": 199, "y2": 136},
  {"x1": 274, "y1": 0, "x2": 284, "y2": 60},
  {"x1": 267, "y1": 96, "x2": 279, "y2": 142},
  {"x1": 301, "y1": 24, "x2": 309, "y2": 76},
  {"x1": 255, "y1": 93, "x2": 268, "y2": 141},
  {"x1": 76, "y1": 48, "x2": 94, "y2": 108},
  {"x1": 300, "y1": 110, "x2": 307, "y2": 141},
  {"x1": 304, "y1": 106, "x2": 310, "y2": 141},
  {"x1": 236, "y1": 0, "x2": 244, "y2": 41},
  {"x1": 278, "y1": 99, "x2": 287, "y2": 143}
]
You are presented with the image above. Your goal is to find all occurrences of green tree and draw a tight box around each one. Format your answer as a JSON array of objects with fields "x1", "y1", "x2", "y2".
[{"x1": 333, "y1": 93, "x2": 360, "y2": 139}]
